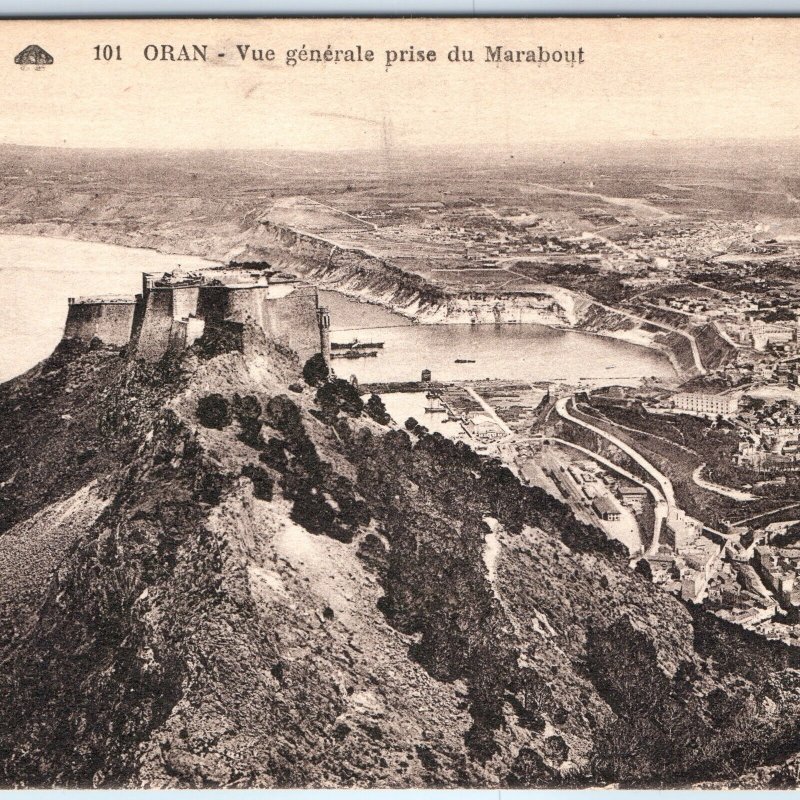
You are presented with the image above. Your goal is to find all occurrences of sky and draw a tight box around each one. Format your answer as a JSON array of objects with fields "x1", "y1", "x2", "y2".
[{"x1": 0, "y1": 18, "x2": 799, "y2": 151}]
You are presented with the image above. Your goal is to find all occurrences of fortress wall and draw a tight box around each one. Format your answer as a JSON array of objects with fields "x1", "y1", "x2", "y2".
[
  {"x1": 263, "y1": 284, "x2": 321, "y2": 362},
  {"x1": 63, "y1": 303, "x2": 97, "y2": 340},
  {"x1": 195, "y1": 284, "x2": 318, "y2": 360},
  {"x1": 223, "y1": 287, "x2": 268, "y2": 328},
  {"x1": 134, "y1": 289, "x2": 175, "y2": 361},
  {"x1": 107, "y1": 276, "x2": 320, "y2": 365},
  {"x1": 196, "y1": 286, "x2": 267, "y2": 326},
  {"x1": 196, "y1": 286, "x2": 231, "y2": 324},
  {"x1": 99, "y1": 304, "x2": 137, "y2": 345},
  {"x1": 64, "y1": 302, "x2": 136, "y2": 346},
  {"x1": 172, "y1": 286, "x2": 201, "y2": 321},
  {"x1": 185, "y1": 316, "x2": 205, "y2": 347},
  {"x1": 168, "y1": 318, "x2": 189, "y2": 352},
  {"x1": 130, "y1": 293, "x2": 147, "y2": 344},
  {"x1": 167, "y1": 317, "x2": 202, "y2": 354}
]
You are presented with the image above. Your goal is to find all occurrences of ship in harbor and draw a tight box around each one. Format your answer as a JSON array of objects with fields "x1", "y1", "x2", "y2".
[
  {"x1": 424, "y1": 391, "x2": 446, "y2": 413},
  {"x1": 331, "y1": 338, "x2": 385, "y2": 350},
  {"x1": 330, "y1": 349, "x2": 378, "y2": 360}
]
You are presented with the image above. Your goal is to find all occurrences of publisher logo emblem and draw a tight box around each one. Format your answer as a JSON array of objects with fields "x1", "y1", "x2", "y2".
[{"x1": 14, "y1": 45, "x2": 53, "y2": 67}]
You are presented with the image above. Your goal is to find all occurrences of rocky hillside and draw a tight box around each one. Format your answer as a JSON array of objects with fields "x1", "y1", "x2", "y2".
[
  {"x1": 1, "y1": 327, "x2": 800, "y2": 788},
  {"x1": 234, "y1": 221, "x2": 578, "y2": 328}
]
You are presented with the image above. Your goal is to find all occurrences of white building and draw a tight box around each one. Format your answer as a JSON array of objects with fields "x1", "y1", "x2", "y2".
[
  {"x1": 667, "y1": 508, "x2": 703, "y2": 550},
  {"x1": 672, "y1": 392, "x2": 740, "y2": 418}
]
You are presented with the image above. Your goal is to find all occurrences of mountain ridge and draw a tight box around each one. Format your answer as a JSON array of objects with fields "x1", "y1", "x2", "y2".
[{"x1": 1, "y1": 325, "x2": 800, "y2": 788}]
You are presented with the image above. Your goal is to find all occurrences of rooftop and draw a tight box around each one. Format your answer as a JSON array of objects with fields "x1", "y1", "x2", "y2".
[
  {"x1": 148, "y1": 262, "x2": 301, "y2": 291},
  {"x1": 592, "y1": 495, "x2": 621, "y2": 516},
  {"x1": 620, "y1": 485, "x2": 648, "y2": 496},
  {"x1": 68, "y1": 295, "x2": 137, "y2": 305}
]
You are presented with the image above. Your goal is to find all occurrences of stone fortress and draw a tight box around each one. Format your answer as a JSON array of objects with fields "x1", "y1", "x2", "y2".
[{"x1": 64, "y1": 261, "x2": 332, "y2": 365}]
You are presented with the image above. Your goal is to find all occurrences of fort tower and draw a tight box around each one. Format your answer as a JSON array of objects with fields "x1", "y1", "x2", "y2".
[
  {"x1": 62, "y1": 262, "x2": 325, "y2": 366},
  {"x1": 317, "y1": 306, "x2": 331, "y2": 367}
]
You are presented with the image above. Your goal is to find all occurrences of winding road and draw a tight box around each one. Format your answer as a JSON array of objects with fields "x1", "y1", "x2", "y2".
[
  {"x1": 601, "y1": 300, "x2": 706, "y2": 376},
  {"x1": 555, "y1": 396, "x2": 677, "y2": 554},
  {"x1": 556, "y1": 398, "x2": 676, "y2": 506},
  {"x1": 550, "y1": 436, "x2": 659, "y2": 551},
  {"x1": 691, "y1": 463, "x2": 758, "y2": 502}
]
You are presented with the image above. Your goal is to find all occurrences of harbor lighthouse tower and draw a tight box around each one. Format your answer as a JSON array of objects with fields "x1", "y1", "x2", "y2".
[{"x1": 317, "y1": 306, "x2": 331, "y2": 367}]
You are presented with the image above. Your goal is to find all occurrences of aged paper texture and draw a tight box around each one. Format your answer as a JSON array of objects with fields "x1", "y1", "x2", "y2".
[{"x1": 2, "y1": 16, "x2": 800, "y2": 790}]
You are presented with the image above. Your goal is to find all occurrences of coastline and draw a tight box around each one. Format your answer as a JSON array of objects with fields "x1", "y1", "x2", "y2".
[
  {"x1": 550, "y1": 323, "x2": 681, "y2": 382},
  {"x1": 0, "y1": 227, "x2": 687, "y2": 383}
]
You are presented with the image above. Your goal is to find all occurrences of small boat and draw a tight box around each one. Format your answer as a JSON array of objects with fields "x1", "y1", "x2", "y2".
[
  {"x1": 455, "y1": 358, "x2": 476, "y2": 364},
  {"x1": 424, "y1": 390, "x2": 445, "y2": 414}
]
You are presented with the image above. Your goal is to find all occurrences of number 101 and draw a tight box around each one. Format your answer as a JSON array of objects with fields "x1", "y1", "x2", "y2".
[{"x1": 93, "y1": 45, "x2": 122, "y2": 61}]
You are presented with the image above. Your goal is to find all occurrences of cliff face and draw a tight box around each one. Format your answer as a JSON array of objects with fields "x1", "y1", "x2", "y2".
[
  {"x1": 236, "y1": 222, "x2": 727, "y2": 380},
  {"x1": 238, "y1": 222, "x2": 577, "y2": 327},
  {"x1": 0, "y1": 188, "x2": 720, "y2": 381},
  {"x1": 2, "y1": 328, "x2": 800, "y2": 788}
]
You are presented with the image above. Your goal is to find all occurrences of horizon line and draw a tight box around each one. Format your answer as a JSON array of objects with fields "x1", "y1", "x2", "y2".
[{"x1": 1, "y1": 136, "x2": 800, "y2": 155}]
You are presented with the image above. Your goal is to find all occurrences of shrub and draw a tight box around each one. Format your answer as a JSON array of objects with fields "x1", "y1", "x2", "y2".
[
  {"x1": 242, "y1": 464, "x2": 274, "y2": 501},
  {"x1": 356, "y1": 533, "x2": 389, "y2": 579},
  {"x1": 195, "y1": 321, "x2": 244, "y2": 358},
  {"x1": 544, "y1": 735, "x2": 569, "y2": 763},
  {"x1": 506, "y1": 748, "x2": 554, "y2": 787},
  {"x1": 402, "y1": 417, "x2": 429, "y2": 437},
  {"x1": 289, "y1": 486, "x2": 352, "y2": 541},
  {"x1": 316, "y1": 379, "x2": 364, "y2": 418},
  {"x1": 330, "y1": 475, "x2": 371, "y2": 529},
  {"x1": 196, "y1": 394, "x2": 231, "y2": 430},
  {"x1": 259, "y1": 437, "x2": 288, "y2": 471},
  {"x1": 265, "y1": 395, "x2": 302, "y2": 433},
  {"x1": 233, "y1": 394, "x2": 262, "y2": 447},
  {"x1": 195, "y1": 469, "x2": 226, "y2": 505},
  {"x1": 634, "y1": 558, "x2": 653, "y2": 581},
  {"x1": 302, "y1": 353, "x2": 329, "y2": 387},
  {"x1": 365, "y1": 393, "x2": 391, "y2": 425},
  {"x1": 234, "y1": 393, "x2": 261, "y2": 421}
]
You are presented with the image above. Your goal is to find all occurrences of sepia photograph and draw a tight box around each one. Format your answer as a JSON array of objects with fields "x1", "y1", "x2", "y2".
[{"x1": 2, "y1": 16, "x2": 800, "y2": 790}]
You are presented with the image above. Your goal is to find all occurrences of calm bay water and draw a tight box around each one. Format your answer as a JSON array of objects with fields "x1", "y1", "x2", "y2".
[
  {"x1": 0, "y1": 235, "x2": 217, "y2": 382},
  {"x1": 0, "y1": 234, "x2": 674, "y2": 387},
  {"x1": 322, "y1": 291, "x2": 674, "y2": 386}
]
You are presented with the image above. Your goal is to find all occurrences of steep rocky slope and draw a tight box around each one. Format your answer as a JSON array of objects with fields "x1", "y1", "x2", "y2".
[
  {"x1": 235, "y1": 221, "x2": 578, "y2": 328},
  {"x1": 1, "y1": 327, "x2": 799, "y2": 788}
]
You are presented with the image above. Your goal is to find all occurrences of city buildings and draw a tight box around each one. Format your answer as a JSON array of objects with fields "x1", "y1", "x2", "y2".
[
  {"x1": 592, "y1": 495, "x2": 622, "y2": 522},
  {"x1": 671, "y1": 391, "x2": 741, "y2": 418},
  {"x1": 619, "y1": 485, "x2": 648, "y2": 513}
]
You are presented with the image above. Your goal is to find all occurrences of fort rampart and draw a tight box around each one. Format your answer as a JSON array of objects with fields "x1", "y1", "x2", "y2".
[
  {"x1": 64, "y1": 297, "x2": 137, "y2": 346},
  {"x1": 63, "y1": 268, "x2": 325, "y2": 365}
]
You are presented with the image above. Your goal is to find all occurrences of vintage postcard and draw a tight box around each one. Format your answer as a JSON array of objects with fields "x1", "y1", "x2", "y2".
[{"x1": 1, "y1": 16, "x2": 800, "y2": 790}]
